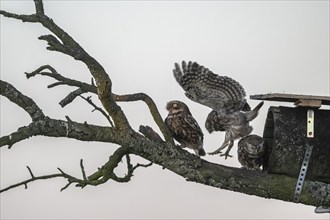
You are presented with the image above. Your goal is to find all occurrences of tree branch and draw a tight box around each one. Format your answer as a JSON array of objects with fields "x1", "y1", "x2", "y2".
[
  {"x1": 0, "y1": 10, "x2": 39, "y2": 23},
  {"x1": 0, "y1": 78, "x2": 121, "y2": 148},
  {"x1": 25, "y1": 65, "x2": 100, "y2": 109},
  {"x1": 1, "y1": 0, "x2": 329, "y2": 209},
  {"x1": 25, "y1": 66, "x2": 172, "y2": 142},
  {"x1": 0, "y1": 167, "x2": 63, "y2": 193},
  {"x1": 0, "y1": 149, "x2": 153, "y2": 193},
  {"x1": 114, "y1": 93, "x2": 174, "y2": 145},
  {"x1": 0, "y1": 117, "x2": 121, "y2": 149},
  {"x1": 79, "y1": 95, "x2": 114, "y2": 126},
  {"x1": 34, "y1": 0, "x2": 45, "y2": 15},
  {"x1": 126, "y1": 135, "x2": 330, "y2": 207},
  {"x1": 26, "y1": 65, "x2": 97, "y2": 93},
  {"x1": 0, "y1": 80, "x2": 45, "y2": 121},
  {"x1": 139, "y1": 125, "x2": 164, "y2": 143},
  {"x1": 1, "y1": 3, "x2": 132, "y2": 131}
]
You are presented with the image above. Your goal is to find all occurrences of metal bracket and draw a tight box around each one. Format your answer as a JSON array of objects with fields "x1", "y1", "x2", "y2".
[
  {"x1": 307, "y1": 109, "x2": 314, "y2": 138},
  {"x1": 293, "y1": 109, "x2": 314, "y2": 203}
]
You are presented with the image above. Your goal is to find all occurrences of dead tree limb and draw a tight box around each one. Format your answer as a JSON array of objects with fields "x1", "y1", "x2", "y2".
[{"x1": 1, "y1": 0, "x2": 329, "y2": 208}]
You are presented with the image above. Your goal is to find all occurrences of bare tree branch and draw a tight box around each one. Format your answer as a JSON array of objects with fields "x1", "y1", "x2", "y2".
[
  {"x1": 25, "y1": 65, "x2": 97, "y2": 107},
  {"x1": 79, "y1": 95, "x2": 114, "y2": 126},
  {"x1": 38, "y1": 34, "x2": 69, "y2": 53},
  {"x1": 114, "y1": 93, "x2": 174, "y2": 145},
  {"x1": 1, "y1": 2, "x2": 132, "y2": 131},
  {"x1": 0, "y1": 150, "x2": 153, "y2": 193},
  {"x1": 0, "y1": 170, "x2": 63, "y2": 193},
  {"x1": 25, "y1": 65, "x2": 171, "y2": 142},
  {"x1": 0, "y1": 10, "x2": 39, "y2": 23},
  {"x1": 25, "y1": 65, "x2": 97, "y2": 93},
  {"x1": 26, "y1": 166, "x2": 35, "y2": 178},
  {"x1": 0, "y1": 80, "x2": 45, "y2": 121},
  {"x1": 1, "y1": 0, "x2": 329, "y2": 209},
  {"x1": 0, "y1": 117, "x2": 122, "y2": 149},
  {"x1": 58, "y1": 88, "x2": 85, "y2": 107},
  {"x1": 0, "y1": 79, "x2": 120, "y2": 149},
  {"x1": 139, "y1": 125, "x2": 164, "y2": 143},
  {"x1": 34, "y1": 0, "x2": 45, "y2": 15},
  {"x1": 80, "y1": 159, "x2": 87, "y2": 181}
]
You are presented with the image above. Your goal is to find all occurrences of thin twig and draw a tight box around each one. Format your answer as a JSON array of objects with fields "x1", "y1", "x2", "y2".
[
  {"x1": 80, "y1": 95, "x2": 114, "y2": 126},
  {"x1": 0, "y1": 173, "x2": 63, "y2": 193},
  {"x1": 60, "y1": 182, "x2": 72, "y2": 192},
  {"x1": 132, "y1": 162, "x2": 153, "y2": 171},
  {"x1": 80, "y1": 159, "x2": 87, "y2": 181},
  {"x1": 26, "y1": 166, "x2": 35, "y2": 178}
]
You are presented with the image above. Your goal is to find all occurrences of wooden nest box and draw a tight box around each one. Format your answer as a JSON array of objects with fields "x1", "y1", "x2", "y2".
[{"x1": 251, "y1": 93, "x2": 330, "y2": 184}]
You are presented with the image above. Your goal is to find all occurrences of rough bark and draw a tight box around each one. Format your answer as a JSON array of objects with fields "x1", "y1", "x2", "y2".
[{"x1": 1, "y1": 0, "x2": 329, "y2": 208}]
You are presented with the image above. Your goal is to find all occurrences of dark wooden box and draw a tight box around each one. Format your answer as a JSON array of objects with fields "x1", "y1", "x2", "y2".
[{"x1": 262, "y1": 106, "x2": 330, "y2": 183}]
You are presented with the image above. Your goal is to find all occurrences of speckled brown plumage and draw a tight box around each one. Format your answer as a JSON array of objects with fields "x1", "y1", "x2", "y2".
[
  {"x1": 173, "y1": 61, "x2": 263, "y2": 158},
  {"x1": 237, "y1": 134, "x2": 265, "y2": 170},
  {"x1": 165, "y1": 100, "x2": 205, "y2": 156}
]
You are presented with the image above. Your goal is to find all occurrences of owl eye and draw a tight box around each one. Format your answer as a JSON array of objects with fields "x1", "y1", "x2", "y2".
[{"x1": 172, "y1": 103, "x2": 178, "y2": 108}]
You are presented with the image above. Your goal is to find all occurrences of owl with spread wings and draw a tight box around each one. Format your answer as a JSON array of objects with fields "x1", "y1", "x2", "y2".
[{"x1": 173, "y1": 61, "x2": 263, "y2": 159}]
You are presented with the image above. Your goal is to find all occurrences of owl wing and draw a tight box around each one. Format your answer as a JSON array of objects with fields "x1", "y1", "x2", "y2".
[
  {"x1": 173, "y1": 61, "x2": 248, "y2": 112},
  {"x1": 164, "y1": 114, "x2": 203, "y2": 145},
  {"x1": 183, "y1": 115, "x2": 204, "y2": 142},
  {"x1": 164, "y1": 117, "x2": 184, "y2": 142}
]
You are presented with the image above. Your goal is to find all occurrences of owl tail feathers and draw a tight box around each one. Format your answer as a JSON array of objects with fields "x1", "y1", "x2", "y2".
[
  {"x1": 195, "y1": 148, "x2": 206, "y2": 156},
  {"x1": 245, "y1": 101, "x2": 264, "y2": 122}
]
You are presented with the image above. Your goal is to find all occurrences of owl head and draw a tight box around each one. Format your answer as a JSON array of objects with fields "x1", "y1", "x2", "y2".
[
  {"x1": 240, "y1": 135, "x2": 265, "y2": 158},
  {"x1": 166, "y1": 100, "x2": 191, "y2": 115},
  {"x1": 244, "y1": 142, "x2": 265, "y2": 158},
  {"x1": 205, "y1": 110, "x2": 226, "y2": 133}
]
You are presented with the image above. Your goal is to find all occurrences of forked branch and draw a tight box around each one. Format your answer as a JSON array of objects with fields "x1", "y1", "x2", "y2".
[
  {"x1": 0, "y1": 150, "x2": 152, "y2": 193},
  {"x1": 25, "y1": 65, "x2": 172, "y2": 142},
  {"x1": 1, "y1": 0, "x2": 131, "y2": 131},
  {"x1": 1, "y1": 0, "x2": 329, "y2": 209}
]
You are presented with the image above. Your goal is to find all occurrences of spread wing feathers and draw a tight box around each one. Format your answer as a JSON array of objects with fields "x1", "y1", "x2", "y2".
[{"x1": 173, "y1": 61, "x2": 247, "y2": 112}]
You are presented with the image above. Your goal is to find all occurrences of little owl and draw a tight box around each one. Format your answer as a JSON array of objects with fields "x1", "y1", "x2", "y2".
[
  {"x1": 237, "y1": 134, "x2": 265, "y2": 170},
  {"x1": 173, "y1": 61, "x2": 263, "y2": 159},
  {"x1": 165, "y1": 100, "x2": 206, "y2": 156}
]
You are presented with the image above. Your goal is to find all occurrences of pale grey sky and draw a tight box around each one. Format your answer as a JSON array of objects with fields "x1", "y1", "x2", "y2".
[{"x1": 1, "y1": 1, "x2": 329, "y2": 219}]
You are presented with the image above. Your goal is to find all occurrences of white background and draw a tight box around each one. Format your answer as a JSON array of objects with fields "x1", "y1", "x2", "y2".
[{"x1": 1, "y1": 1, "x2": 329, "y2": 219}]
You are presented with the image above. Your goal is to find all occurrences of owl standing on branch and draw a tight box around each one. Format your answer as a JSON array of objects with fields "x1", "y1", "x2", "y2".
[
  {"x1": 173, "y1": 61, "x2": 264, "y2": 159},
  {"x1": 165, "y1": 100, "x2": 206, "y2": 156},
  {"x1": 237, "y1": 134, "x2": 266, "y2": 170}
]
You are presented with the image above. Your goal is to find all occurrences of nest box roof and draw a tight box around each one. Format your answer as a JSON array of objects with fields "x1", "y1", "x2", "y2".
[{"x1": 250, "y1": 93, "x2": 330, "y2": 108}]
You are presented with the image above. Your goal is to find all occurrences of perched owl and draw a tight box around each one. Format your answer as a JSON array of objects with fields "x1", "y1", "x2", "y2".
[
  {"x1": 173, "y1": 61, "x2": 264, "y2": 158},
  {"x1": 165, "y1": 100, "x2": 206, "y2": 156},
  {"x1": 237, "y1": 134, "x2": 265, "y2": 170}
]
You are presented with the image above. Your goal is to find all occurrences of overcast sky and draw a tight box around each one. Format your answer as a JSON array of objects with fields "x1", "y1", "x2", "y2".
[{"x1": 1, "y1": 1, "x2": 329, "y2": 219}]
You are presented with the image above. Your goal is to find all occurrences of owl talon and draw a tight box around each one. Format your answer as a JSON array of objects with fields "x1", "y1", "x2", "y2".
[{"x1": 220, "y1": 153, "x2": 233, "y2": 159}]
